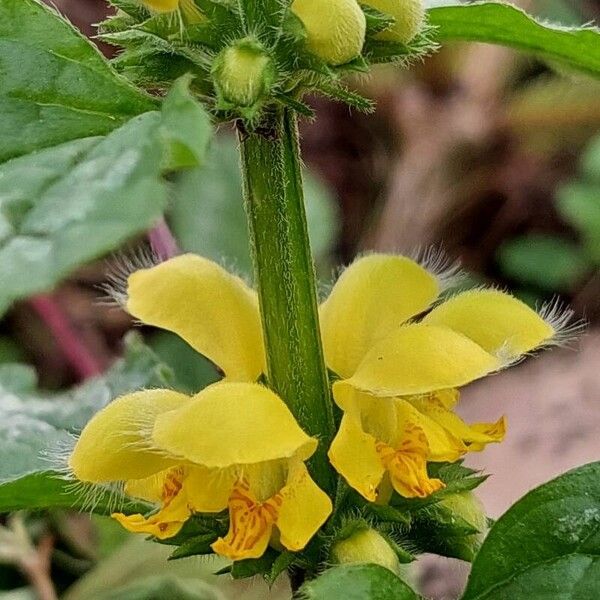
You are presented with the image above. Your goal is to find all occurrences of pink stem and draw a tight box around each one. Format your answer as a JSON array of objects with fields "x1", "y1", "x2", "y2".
[
  {"x1": 29, "y1": 295, "x2": 103, "y2": 380},
  {"x1": 148, "y1": 217, "x2": 180, "y2": 260}
]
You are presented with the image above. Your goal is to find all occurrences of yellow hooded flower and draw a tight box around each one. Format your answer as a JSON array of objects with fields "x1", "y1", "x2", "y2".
[
  {"x1": 321, "y1": 254, "x2": 562, "y2": 501},
  {"x1": 69, "y1": 382, "x2": 332, "y2": 560},
  {"x1": 107, "y1": 252, "x2": 565, "y2": 507},
  {"x1": 124, "y1": 254, "x2": 266, "y2": 383}
]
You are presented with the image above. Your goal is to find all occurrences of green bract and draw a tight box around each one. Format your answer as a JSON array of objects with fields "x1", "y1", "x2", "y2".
[{"x1": 100, "y1": 0, "x2": 434, "y2": 123}]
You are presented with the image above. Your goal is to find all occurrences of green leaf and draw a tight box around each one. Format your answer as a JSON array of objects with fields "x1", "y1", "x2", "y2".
[
  {"x1": 229, "y1": 548, "x2": 279, "y2": 580},
  {"x1": 0, "y1": 472, "x2": 149, "y2": 515},
  {"x1": 150, "y1": 331, "x2": 221, "y2": 394},
  {"x1": 582, "y1": 136, "x2": 600, "y2": 183},
  {"x1": 160, "y1": 76, "x2": 213, "y2": 170},
  {"x1": 497, "y1": 234, "x2": 591, "y2": 291},
  {"x1": 428, "y1": 2, "x2": 600, "y2": 78},
  {"x1": 0, "y1": 114, "x2": 165, "y2": 314},
  {"x1": 0, "y1": 333, "x2": 171, "y2": 514},
  {"x1": 557, "y1": 183, "x2": 600, "y2": 264},
  {"x1": 0, "y1": 0, "x2": 155, "y2": 162},
  {"x1": 299, "y1": 564, "x2": 420, "y2": 600},
  {"x1": 168, "y1": 534, "x2": 215, "y2": 561},
  {"x1": 462, "y1": 461, "x2": 600, "y2": 600},
  {"x1": 96, "y1": 576, "x2": 223, "y2": 600},
  {"x1": 0, "y1": 87, "x2": 213, "y2": 315},
  {"x1": 169, "y1": 135, "x2": 339, "y2": 277}
]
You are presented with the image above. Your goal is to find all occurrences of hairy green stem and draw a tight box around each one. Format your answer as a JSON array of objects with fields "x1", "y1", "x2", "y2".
[{"x1": 238, "y1": 109, "x2": 335, "y2": 494}]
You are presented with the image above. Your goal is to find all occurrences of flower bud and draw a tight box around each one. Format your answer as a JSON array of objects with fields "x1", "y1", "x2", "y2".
[
  {"x1": 332, "y1": 527, "x2": 402, "y2": 574},
  {"x1": 212, "y1": 39, "x2": 276, "y2": 114},
  {"x1": 439, "y1": 491, "x2": 488, "y2": 552},
  {"x1": 362, "y1": 0, "x2": 425, "y2": 43},
  {"x1": 291, "y1": 0, "x2": 367, "y2": 66},
  {"x1": 439, "y1": 492, "x2": 488, "y2": 561}
]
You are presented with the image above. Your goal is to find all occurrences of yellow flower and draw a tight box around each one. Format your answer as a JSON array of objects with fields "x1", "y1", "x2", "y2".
[
  {"x1": 102, "y1": 252, "x2": 566, "y2": 510},
  {"x1": 69, "y1": 381, "x2": 332, "y2": 560},
  {"x1": 321, "y1": 254, "x2": 563, "y2": 502},
  {"x1": 124, "y1": 254, "x2": 266, "y2": 383}
]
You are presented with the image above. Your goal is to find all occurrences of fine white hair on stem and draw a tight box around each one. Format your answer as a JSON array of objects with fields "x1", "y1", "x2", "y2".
[
  {"x1": 98, "y1": 246, "x2": 161, "y2": 308},
  {"x1": 411, "y1": 246, "x2": 465, "y2": 292},
  {"x1": 538, "y1": 297, "x2": 586, "y2": 348}
]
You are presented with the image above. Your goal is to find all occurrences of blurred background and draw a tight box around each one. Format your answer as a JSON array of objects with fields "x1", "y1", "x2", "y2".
[{"x1": 1, "y1": 0, "x2": 599, "y2": 598}]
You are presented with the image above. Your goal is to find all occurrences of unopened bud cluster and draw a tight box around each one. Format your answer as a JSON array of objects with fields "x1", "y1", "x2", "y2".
[{"x1": 102, "y1": 0, "x2": 431, "y2": 124}]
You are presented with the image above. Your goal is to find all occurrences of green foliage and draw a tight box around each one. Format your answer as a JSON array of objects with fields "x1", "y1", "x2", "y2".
[
  {"x1": 0, "y1": 334, "x2": 170, "y2": 515},
  {"x1": 498, "y1": 234, "x2": 591, "y2": 292},
  {"x1": 0, "y1": 79, "x2": 212, "y2": 317},
  {"x1": 96, "y1": 575, "x2": 222, "y2": 600},
  {"x1": 0, "y1": 0, "x2": 155, "y2": 162},
  {"x1": 149, "y1": 332, "x2": 221, "y2": 395},
  {"x1": 169, "y1": 135, "x2": 339, "y2": 277},
  {"x1": 62, "y1": 537, "x2": 233, "y2": 600},
  {"x1": 299, "y1": 564, "x2": 420, "y2": 600},
  {"x1": 428, "y1": 2, "x2": 600, "y2": 78},
  {"x1": 497, "y1": 134, "x2": 600, "y2": 300},
  {"x1": 462, "y1": 461, "x2": 600, "y2": 599},
  {"x1": 159, "y1": 75, "x2": 213, "y2": 169},
  {"x1": 557, "y1": 137, "x2": 600, "y2": 264}
]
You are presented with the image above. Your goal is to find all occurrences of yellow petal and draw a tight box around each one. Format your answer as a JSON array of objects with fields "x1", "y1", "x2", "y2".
[
  {"x1": 376, "y1": 422, "x2": 444, "y2": 499},
  {"x1": 337, "y1": 324, "x2": 499, "y2": 397},
  {"x1": 113, "y1": 467, "x2": 191, "y2": 540},
  {"x1": 127, "y1": 255, "x2": 265, "y2": 381},
  {"x1": 423, "y1": 289, "x2": 555, "y2": 358},
  {"x1": 276, "y1": 461, "x2": 332, "y2": 551},
  {"x1": 185, "y1": 466, "x2": 236, "y2": 513},
  {"x1": 112, "y1": 494, "x2": 190, "y2": 540},
  {"x1": 69, "y1": 390, "x2": 189, "y2": 483},
  {"x1": 211, "y1": 479, "x2": 277, "y2": 560},
  {"x1": 333, "y1": 387, "x2": 464, "y2": 462},
  {"x1": 394, "y1": 399, "x2": 466, "y2": 463},
  {"x1": 409, "y1": 393, "x2": 505, "y2": 449},
  {"x1": 467, "y1": 417, "x2": 507, "y2": 452},
  {"x1": 328, "y1": 413, "x2": 385, "y2": 502},
  {"x1": 431, "y1": 388, "x2": 460, "y2": 410},
  {"x1": 126, "y1": 466, "x2": 234, "y2": 513},
  {"x1": 153, "y1": 382, "x2": 317, "y2": 469},
  {"x1": 320, "y1": 254, "x2": 441, "y2": 378},
  {"x1": 333, "y1": 385, "x2": 398, "y2": 445},
  {"x1": 125, "y1": 472, "x2": 166, "y2": 503}
]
